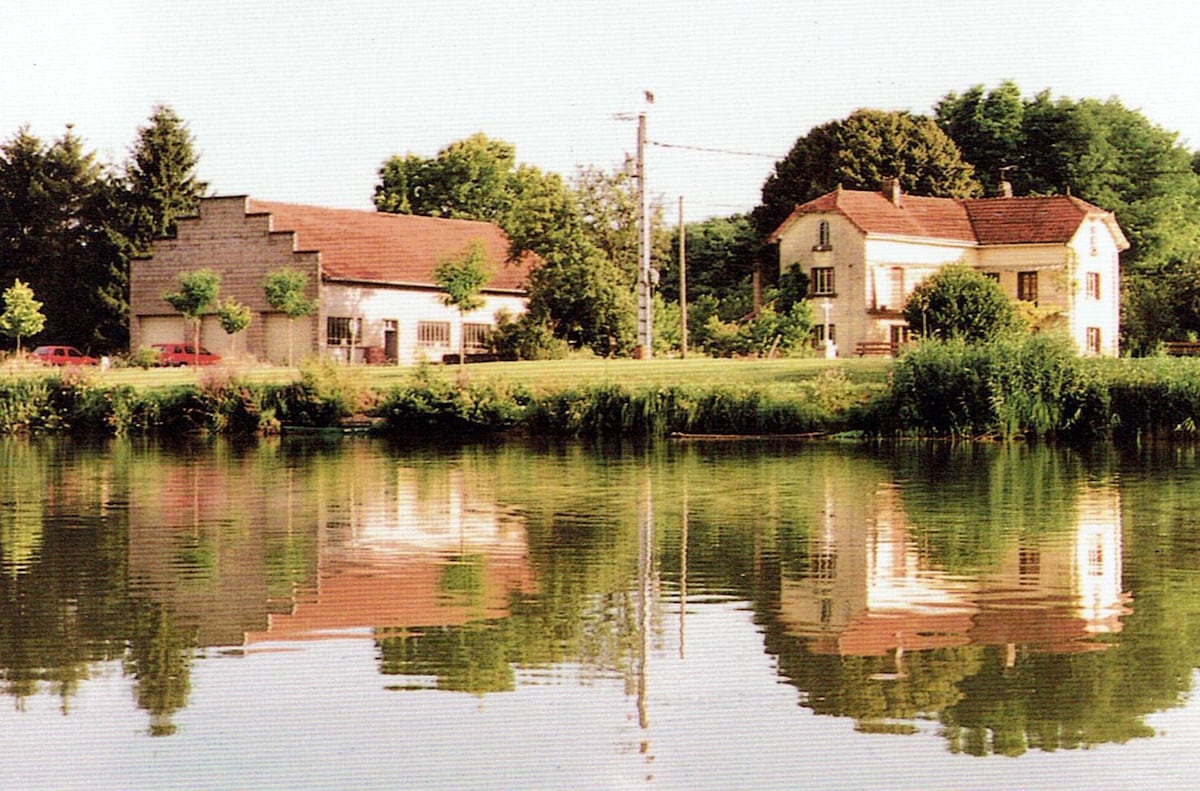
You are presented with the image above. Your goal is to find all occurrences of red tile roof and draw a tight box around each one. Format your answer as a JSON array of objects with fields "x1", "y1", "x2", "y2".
[
  {"x1": 248, "y1": 200, "x2": 533, "y2": 292},
  {"x1": 770, "y1": 188, "x2": 1129, "y2": 250}
]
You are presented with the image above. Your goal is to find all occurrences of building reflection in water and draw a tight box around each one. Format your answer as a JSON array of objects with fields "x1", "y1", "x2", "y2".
[
  {"x1": 243, "y1": 465, "x2": 535, "y2": 645},
  {"x1": 778, "y1": 471, "x2": 1129, "y2": 661}
]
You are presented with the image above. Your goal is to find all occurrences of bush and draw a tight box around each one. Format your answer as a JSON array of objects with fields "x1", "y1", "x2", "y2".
[{"x1": 886, "y1": 334, "x2": 1106, "y2": 439}]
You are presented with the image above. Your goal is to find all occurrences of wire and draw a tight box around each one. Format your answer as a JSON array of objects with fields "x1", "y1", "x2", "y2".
[{"x1": 647, "y1": 140, "x2": 784, "y2": 160}]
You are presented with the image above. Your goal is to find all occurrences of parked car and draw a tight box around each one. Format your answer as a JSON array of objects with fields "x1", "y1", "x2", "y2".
[
  {"x1": 32, "y1": 345, "x2": 99, "y2": 366},
  {"x1": 151, "y1": 343, "x2": 222, "y2": 366}
]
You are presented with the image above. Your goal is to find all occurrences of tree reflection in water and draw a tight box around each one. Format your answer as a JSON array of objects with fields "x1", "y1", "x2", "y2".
[{"x1": 0, "y1": 437, "x2": 1199, "y2": 756}]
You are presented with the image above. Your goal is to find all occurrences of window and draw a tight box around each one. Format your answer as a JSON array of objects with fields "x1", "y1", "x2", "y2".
[
  {"x1": 1086, "y1": 271, "x2": 1101, "y2": 300},
  {"x1": 815, "y1": 220, "x2": 831, "y2": 250},
  {"x1": 463, "y1": 322, "x2": 492, "y2": 352},
  {"x1": 326, "y1": 316, "x2": 362, "y2": 346},
  {"x1": 1017, "y1": 271, "x2": 1038, "y2": 304},
  {"x1": 417, "y1": 321, "x2": 451, "y2": 348},
  {"x1": 1086, "y1": 327, "x2": 1102, "y2": 355},
  {"x1": 813, "y1": 323, "x2": 836, "y2": 345},
  {"x1": 811, "y1": 266, "x2": 835, "y2": 295},
  {"x1": 983, "y1": 272, "x2": 1000, "y2": 282}
]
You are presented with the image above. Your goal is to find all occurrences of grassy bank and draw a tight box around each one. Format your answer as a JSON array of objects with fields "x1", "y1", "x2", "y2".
[{"x1": 2, "y1": 346, "x2": 1200, "y2": 440}]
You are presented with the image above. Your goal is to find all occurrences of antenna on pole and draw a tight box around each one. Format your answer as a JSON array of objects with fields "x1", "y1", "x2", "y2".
[{"x1": 635, "y1": 91, "x2": 655, "y2": 358}]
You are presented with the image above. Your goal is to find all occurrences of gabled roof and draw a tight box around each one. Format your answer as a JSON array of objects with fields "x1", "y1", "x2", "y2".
[
  {"x1": 248, "y1": 200, "x2": 533, "y2": 292},
  {"x1": 768, "y1": 188, "x2": 1129, "y2": 250}
]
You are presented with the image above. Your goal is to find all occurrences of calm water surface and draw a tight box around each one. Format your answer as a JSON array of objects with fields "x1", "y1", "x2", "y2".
[{"x1": 2, "y1": 436, "x2": 1200, "y2": 789}]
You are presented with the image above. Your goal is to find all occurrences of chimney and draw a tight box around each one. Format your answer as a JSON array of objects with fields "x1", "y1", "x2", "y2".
[
  {"x1": 998, "y1": 180, "x2": 1014, "y2": 198},
  {"x1": 882, "y1": 177, "x2": 902, "y2": 208}
]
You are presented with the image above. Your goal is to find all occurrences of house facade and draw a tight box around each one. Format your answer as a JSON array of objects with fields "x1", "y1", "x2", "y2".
[
  {"x1": 768, "y1": 181, "x2": 1129, "y2": 356},
  {"x1": 130, "y1": 196, "x2": 532, "y2": 365}
]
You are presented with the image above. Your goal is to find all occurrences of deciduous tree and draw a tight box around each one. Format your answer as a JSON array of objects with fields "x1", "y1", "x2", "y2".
[
  {"x1": 263, "y1": 269, "x2": 317, "y2": 366},
  {"x1": 433, "y1": 241, "x2": 492, "y2": 376},
  {"x1": 755, "y1": 109, "x2": 980, "y2": 235},
  {"x1": 903, "y1": 264, "x2": 1020, "y2": 343},
  {"x1": 0, "y1": 279, "x2": 46, "y2": 354},
  {"x1": 163, "y1": 269, "x2": 219, "y2": 364}
]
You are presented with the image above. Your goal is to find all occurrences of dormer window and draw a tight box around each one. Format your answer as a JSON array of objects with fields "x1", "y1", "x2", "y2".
[{"x1": 815, "y1": 220, "x2": 831, "y2": 251}]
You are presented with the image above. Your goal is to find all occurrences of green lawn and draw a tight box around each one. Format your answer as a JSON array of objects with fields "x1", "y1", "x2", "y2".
[{"x1": 86, "y1": 355, "x2": 895, "y2": 392}]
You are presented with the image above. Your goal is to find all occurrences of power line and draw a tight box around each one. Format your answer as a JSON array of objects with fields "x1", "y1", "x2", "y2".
[{"x1": 647, "y1": 139, "x2": 784, "y2": 160}]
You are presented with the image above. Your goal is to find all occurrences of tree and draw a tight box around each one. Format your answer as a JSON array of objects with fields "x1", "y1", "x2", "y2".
[
  {"x1": 433, "y1": 241, "x2": 492, "y2": 377},
  {"x1": 163, "y1": 269, "x2": 220, "y2": 365},
  {"x1": 903, "y1": 264, "x2": 1020, "y2": 343},
  {"x1": 263, "y1": 269, "x2": 317, "y2": 366},
  {"x1": 0, "y1": 279, "x2": 46, "y2": 354},
  {"x1": 0, "y1": 125, "x2": 128, "y2": 351},
  {"x1": 375, "y1": 136, "x2": 651, "y2": 356},
  {"x1": 375, "y1": 134, "x2": 517, "y2": 224},
  {"x1": 934, "y1": 81, "x2": 1025, "y2": 196},
  {"x1": 215, "y1": 298, "x2": 252, "y2": 359},
  {"x1": 123, "y1": 104, "x2": 206, "y2": 250},
  {"x1": 755, "y1": 109, "x2": 981, "y2": 235}
]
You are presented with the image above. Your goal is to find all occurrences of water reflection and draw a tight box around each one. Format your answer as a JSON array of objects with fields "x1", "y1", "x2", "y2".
[{"x1": 0, "y1": 436, "x2": 1198, "y2": 764}]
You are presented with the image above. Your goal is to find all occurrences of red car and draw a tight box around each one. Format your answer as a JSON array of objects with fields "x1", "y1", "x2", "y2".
[
  {"x1": 33, "y1": 345, "x2": 99, "y2": 366},
  {"x1": 152, "y1": 343, "x2": 222, "y2": 366}
]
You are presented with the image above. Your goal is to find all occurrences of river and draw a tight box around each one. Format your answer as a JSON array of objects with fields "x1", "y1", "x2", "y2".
[{"x1": 1, "y1": 436, "x2": 1199, "y2": 789}]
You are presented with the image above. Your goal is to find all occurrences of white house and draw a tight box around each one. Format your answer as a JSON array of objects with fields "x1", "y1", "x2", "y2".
[
  {"x1": 130, "y1": 196, "x2": 534, "y2": 365},
  {"x1": 768, "y1": 181, "x2": 1129, "y2": 356}
]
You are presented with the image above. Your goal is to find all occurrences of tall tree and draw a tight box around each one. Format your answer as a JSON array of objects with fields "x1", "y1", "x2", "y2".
[
  {"x1": 375, "y1": 133, "x2": 517, "y2": 224},
  {"x1": 755, "y1": 109, "x2": 980, "y2": 235},
  {"x1": 935, "y1": 80, "x2": 1025, "y2": 195},
  {"x1": 0, "y1": 125, "x2": 120, "y2": 351},
  {"x1": 935, "y1": 83, "x2": 1200, "y2": 351},
  {"x1": 123, "y1": 104, "x2": 206, "y2": 250},
  {"x1": 374, "y1": 136, "x2": 647, "y2": 355}
]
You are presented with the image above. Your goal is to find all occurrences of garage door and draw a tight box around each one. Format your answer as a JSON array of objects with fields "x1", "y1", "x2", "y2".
[{"x1": 138, "y1": 316, "x2": 186, "y2": 349}]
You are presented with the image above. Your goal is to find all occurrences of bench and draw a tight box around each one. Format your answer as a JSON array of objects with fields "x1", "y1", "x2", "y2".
[
  {"x1": 442, "y1": 352, "x2": 501, "y2": 365},
  {"x1": 855, "y1": 341, "x2": 899, "y2": 357},
  {"x1": 1164, "y1": 341, "x2": 1200, "y2": 356}
]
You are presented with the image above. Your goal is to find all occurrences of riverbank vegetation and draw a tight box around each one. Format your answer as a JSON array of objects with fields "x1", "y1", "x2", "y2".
[{"x1": 2, "y1": 347, "x2": 1200, "y2": 441}]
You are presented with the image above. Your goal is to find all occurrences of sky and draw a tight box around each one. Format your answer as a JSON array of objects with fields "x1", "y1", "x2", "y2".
[{"x1": 4, "y1": 1, "x2": 1200, "y2": 224}]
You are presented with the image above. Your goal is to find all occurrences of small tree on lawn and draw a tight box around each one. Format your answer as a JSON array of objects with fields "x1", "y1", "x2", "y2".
[
  {"x1": 263, "y1": 269, "x2": 318, "y2": 367},
  {"x1": 433, "y1": 241, "x2": 492, "y2": 378},
  {"x1": 163, "y1": 269, "x2": 220, "y2": 365},
  {"x1": 215, "y1": 298, "x2": 252, "y2": 359},
  {"x1": 0, "y1": 279, "x2": 46, "y2": 356},
  {"x1": 903, "y1": 264, "x2": 1021, "y2": 343}
]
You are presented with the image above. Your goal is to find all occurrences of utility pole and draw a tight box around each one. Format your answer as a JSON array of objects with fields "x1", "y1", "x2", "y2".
[
  {"x1": 636, "y1": 110, "x2": 653, "y2": 357},
  {"x1": 679, "y1": 195, "x2": 687, "y2": 358}
]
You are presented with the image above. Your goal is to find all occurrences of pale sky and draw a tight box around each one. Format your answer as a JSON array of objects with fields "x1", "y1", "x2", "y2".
[{"x1": 5, "y1": 1, "x2": 1199, "y2": 223}]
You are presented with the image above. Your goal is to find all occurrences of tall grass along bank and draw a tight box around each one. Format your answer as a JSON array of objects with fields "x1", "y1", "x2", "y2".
[{"x1": 1, "y1": 350, "x2": 1199, "y2": 440}]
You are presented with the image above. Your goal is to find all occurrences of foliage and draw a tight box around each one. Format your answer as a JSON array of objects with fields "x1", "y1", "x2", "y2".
[
  {"x1": 215, "y1": 297, "x2": 252, "y2": 357},
  {"x1": 163, "y1": 269, "x2": 220, "y2": 360},
  {"x1": 696, "y1": 302, "x2": 814, "y2": 358},
  {"x1": 935, "y1": 83, "x2": 1200, "y2": 352},
  {"x1": 902, "y1": 264, "x2": 1022, "y2": 342},
  {"x1": 659, "y1": 213, "x2": 761, "y2": 304},
  {"x1": 884, "y1": 334, "x2": 1108, "y2": 439},
  {"x1": 0, "y1": 279, "x2": 46, "y2": 353},
  {"x1": 755, "y1": 109, "x2": 981, "y2": 235},
  {"x1": 375, "y1": 135, "x2": 665, "y2": 356},
  {"x1": 263, "y1": 268, "x2": 317, "y2": 366},
  {"x1": 263, "y1": 269, "x2": 317, "y2": 318},
  {"x1": 378, "y1": 378, "x2": 530, "y2": 434},
  {"x1": 0, "y1": 126, "x2": 121, "y2": 351},
  {"x1": 434, "y1": 241, "x2": 491, "y2": 315},
  {"x1": 122, "y1": 104, "x2": 206, "y2": 249},
  {"x1": 489, "y1": 309, "x2": 569, "y2": 361}
]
